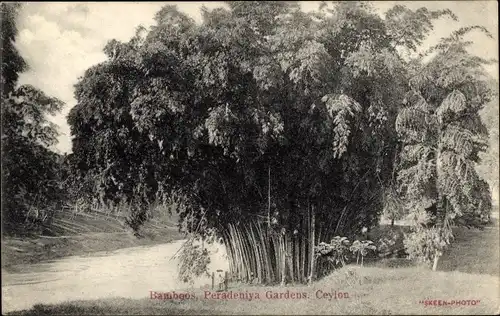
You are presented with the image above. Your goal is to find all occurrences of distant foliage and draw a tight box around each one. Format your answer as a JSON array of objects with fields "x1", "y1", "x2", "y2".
[
  {"x1": 2, "y1": 3, "x2": 65, "y2": 235},
  {"x1": 402, "y1": 208, "x2": 452, "y2": 264}
]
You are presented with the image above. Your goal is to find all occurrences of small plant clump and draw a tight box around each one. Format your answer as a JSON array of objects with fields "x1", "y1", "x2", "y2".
[
  {"x1": 178, "y1": 240, "x2": 211, "y2": 285},
  {"x1": 314, "y1": 236, "x2": 378, "y2": 277},
  {"x1": 350, "y1": 240, "x2": 377, "y2": 266}
]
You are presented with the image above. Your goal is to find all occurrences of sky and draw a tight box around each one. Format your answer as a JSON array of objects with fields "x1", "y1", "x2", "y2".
[{"x1": 15, "y1": 1, "x2": 499, "y2": 154}]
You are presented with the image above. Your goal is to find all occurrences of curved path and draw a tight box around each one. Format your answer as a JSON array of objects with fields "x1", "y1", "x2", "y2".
[{"x1": 2, "y1": 240, "x2": 228, "y2": 313}]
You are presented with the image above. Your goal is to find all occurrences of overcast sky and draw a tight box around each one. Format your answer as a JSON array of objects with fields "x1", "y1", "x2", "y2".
[{"x1": 15, "y1": 1, "x2": 499, "y2": 153}]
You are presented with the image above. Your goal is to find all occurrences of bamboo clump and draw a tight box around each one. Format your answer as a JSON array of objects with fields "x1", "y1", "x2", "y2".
[{"x1": 222, "y1": 206, "x2": 318, "y2": 285}]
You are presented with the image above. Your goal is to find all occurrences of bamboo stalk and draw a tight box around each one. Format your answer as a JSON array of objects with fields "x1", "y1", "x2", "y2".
[
  {"x1": 271, "y1": 234, "x2": 278, "y2": 283},
  {"x1": 251, "y1": 222, "x2": 262, "y2": 283},
  {"x1": 294, "y1": 236, "x2": 299, "y2": 284},
  {"x1": 243, "y1": 225, "x2": 253, "y2": 282},
  {"x1": 236, "y1": 224, "x2": 251, "y2": 282},
  {"x1": 301, "y1": 214, "x2": 306, "y2": 283},
  {"x1": 280, "y1": 233, "x2": 286, "y2": 285},
  {"x1": 226, "y1": 235, "x2": 236, "y2": 280},
  {"x1": 273, "y1": 234, "x2": 281, "y2": 284},
  {"x1": 247, "y1": 222, "x2": 261, "y2": 283},
  {"x1": 287, "y1": 235, "x2": 294, "y2": 283},
  {"x1": 256, "y1": 222, "x2": 273, "y2": 283},
  {"x1": 245, "y1": 223, "x2": 257, "y2": 282},
  {"x1": 309, "y1": 204, "x2": 316, "y2": 285},
  {"x1": 268, "y1": 165, "x2": 271, "y2": 229},
  {"x1": 221, "y1": 233, "x2": 232, "y2": 277},
  {"x1": 227, "y1": 225, "x2": 237, "y2": 278},
  {"x1": 238, "y1": 223, "x2": 248, "y2": 282},
  {"x1": 229, "y1": 224, "x2": 244, "y2": 281}
]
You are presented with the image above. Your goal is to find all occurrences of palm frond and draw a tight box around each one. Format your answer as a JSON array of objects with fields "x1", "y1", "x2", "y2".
[
  {"x1": 397, "y1": 159, "x2": 435, "y2": 199},
  {"x1": 400, "y1": 144, "x2": 433, "y2": 164},
  {"x1": 396, "y1": 107, "x2": 435, "y2": 143},
  {"x1": 439, "y1": 125, "x2": 474, "y2": 156},
  {"x1": 436, "y1": 90, "x2": 467, "y2": 123}
]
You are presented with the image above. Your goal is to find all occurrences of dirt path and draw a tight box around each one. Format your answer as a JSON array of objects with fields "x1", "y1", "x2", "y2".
[{"x1": 2, "y1": 240, "x2": 228, "y2": 313}]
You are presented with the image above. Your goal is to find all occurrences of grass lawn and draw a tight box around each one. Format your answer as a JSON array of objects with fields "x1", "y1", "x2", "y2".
[
  {"x1": 7, "y1": 265, "x2": 498, "y2": 315},
  {"x1": 439, "y1": 218, "x2": 499, "y2": 275}
]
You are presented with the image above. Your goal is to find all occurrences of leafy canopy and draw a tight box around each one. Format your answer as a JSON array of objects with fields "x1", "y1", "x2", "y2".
[{"x1": 1, "y1": 3, "x2": 65, "y2": 235}]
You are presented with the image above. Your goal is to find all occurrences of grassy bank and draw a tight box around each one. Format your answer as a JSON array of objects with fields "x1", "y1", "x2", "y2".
[
  {"x1": 2, "y1": 229, "x2": 183, "y2": 272},
  {"x1": 2, "y1": 209, "x2": 184, "y2": 270},
  {"x1": 8, "y1": 265, "x2": 498, "y2": 315}
]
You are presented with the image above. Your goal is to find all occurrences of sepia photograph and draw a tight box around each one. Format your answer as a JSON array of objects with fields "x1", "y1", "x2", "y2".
[{"x1": 1, "y1": 1, "x2": 499, "y2": 315}]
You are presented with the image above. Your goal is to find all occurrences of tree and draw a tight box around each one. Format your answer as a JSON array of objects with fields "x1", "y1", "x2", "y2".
[
  {"x1": 1, "y1": 3, "x2": 27, "y2": 96},
  {"x1": 1, "y1": 3, "x2": 65, "y2": 235},
  {"x1": 69, "y1": 2, "x2": 487, "y2": 282},
  {"x1": 69, "y1": 2, "x2": 404, "y2": 283},
  {"x1": 395, "y1": 26, "x2": 495, "y2": 270}
]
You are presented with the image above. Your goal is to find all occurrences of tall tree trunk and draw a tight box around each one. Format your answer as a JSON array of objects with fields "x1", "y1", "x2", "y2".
[{"x1": 433, "y1": 147, "x2": 444, "y2": 272}]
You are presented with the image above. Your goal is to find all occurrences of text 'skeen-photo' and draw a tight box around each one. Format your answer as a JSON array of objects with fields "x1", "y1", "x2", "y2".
[{"x1": 1, "y1": 1, "x2": 499, "y2": 315}]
